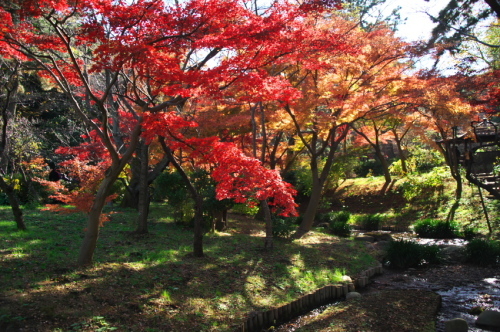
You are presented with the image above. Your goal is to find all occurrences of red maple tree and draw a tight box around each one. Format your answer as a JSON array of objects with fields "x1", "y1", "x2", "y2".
[{"x1": 0, "y1": 0, "x2": 352, "y2": 264}]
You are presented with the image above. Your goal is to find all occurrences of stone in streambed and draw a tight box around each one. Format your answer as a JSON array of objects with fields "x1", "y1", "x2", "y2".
[
  {"x1": 445, "y1": 318, "x2": 468, "y2": 332},
  {"x1": 355, "y1": 235, "x2": 375, "y2": 242},
  {"x1": 476, "y1": 310, "x2": 500, "y2": 329},
  {"x1": 346, "y1": 292, "x2": 361, "y2": 301},
  {"x1": 341, "y1": 275, "x2": 352, "y2": 283},
  {"x1": 364, "y1": 231, "x2": 393, "y2": 242}
]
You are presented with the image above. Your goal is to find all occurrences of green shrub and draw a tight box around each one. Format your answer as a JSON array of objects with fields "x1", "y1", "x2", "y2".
[
  {"x1": 354, "y1": 158, "x2": 384, "y2": 177},
  {"x1": 330, "y1": 221, "x2": 352, "y2": 237},
  {"x1": 461, "y1": 226, "x2": 479, "y2": 240},
  {"x1": 317, "y1": 211, "x2": 350, "y2": 224},
  {"x1": 389, "y1": 159, "x2": 406, "y2": 177},
  {"x1": 408, "y1": 146, "x2": 445, "y2": 173},
  {"x1": 0, "y1": 193, "x2": 9, "y2": 205},
  {"x1": 316, "y1": 212, "x2": 331, "y2": 224},
  {"x1": 385, "y1": 240, "x2": 441, "y2": 269},
  {"x1": 287, "y1": 165, "x2": 313, "y2": 197},
  {"x1": 413, "y1": 219, "x2": 459, "y2": 238},
  {"x1": 465, "y1": 239, "x2": 500, "y2": 266},
  {"x1": 357, "y1": 213, "x2": 384, "y2": 231},
  {"x1": 331, "y1": 211, "x2": 351, "y2": 224},
  {"x1": 421, "y1": 245, "x2": 442, "y2": 265},
  {"x1": 318, "y1": 211, "x2": 352, "y2": 237},
  {"x1": 272, "y1": 217, "x2": 296, "y2": 239},
  {"x1": 230, "y1": 203, "x2": 259, "y2": 216}
]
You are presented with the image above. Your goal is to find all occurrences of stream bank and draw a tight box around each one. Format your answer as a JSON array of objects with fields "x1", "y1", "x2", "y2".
[
  {"x1": 364, "y1": 264, "x2": 500, "y2": 331},
  {"x1": 270, "y1": 233, "x2": 500, "y2": 331},
  {"x1": 271, "y1": 264, "x2": 499, "y2": 332}
]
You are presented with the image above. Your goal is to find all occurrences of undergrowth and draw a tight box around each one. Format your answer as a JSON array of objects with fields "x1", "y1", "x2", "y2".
[
  {"x1": 385, "y1": 239, "x2": 441, "y2": 269},
  {"x1": 413, "y1": 219, "x2": 459, "y2": 239},
  {"x1": 465, "y1": 239, "x2": 500, "y2": 266}
]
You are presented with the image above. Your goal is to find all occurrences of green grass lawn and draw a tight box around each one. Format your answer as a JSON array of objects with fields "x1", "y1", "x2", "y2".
[{"x1": 0, "y1": 204, "x2": 377, "y2": 331}]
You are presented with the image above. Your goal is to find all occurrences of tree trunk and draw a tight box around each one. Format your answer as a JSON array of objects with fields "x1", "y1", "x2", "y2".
[
  {"x1": 160, "y1": 138, "x2": 204, "y2": 257},
  {"x1": 0, "y1": 63, "x2": 25, "y2": 231},
  {"x1": 134, "y1": 141, "x2": 149, "y2": 234},
  {"x1": 394, "y1": 138, "x2": 408, "y2": 174},
  {"x1": 77, "y1": 175, "x2": 118, "y2": 266},
  {"x1": 293, "y1": 127, "x2": 348, "y2": 239},
  {"x1": 121, "y1": 152, "x2": 170, "y2": 209},
  {"x1": 374, "y1": 145, "x2": 392, "y2": 195},
  {"x1": 440, "y1": 141, "x2": 462, "y2": 224},
  {"x1": 294, "y1": 175, "x2": 322, "y2": 238},
  {"x1": 261, "y1": 200, "x2": 274, "y2": 249},
  {"x1": 120, "y1": 156, "x2": 141, "y2": 209},
  {"x1": 0, "y1": 176, "x2": 26, "y2": 231},
  {"x1": 77, "y1": 123, "x2": 141, "y2": 266},
  {"x1": 213, "y1": 209, "x2": 228, "y2": 231},
  {"x1": 446, "y1": 170, "x2": 462, "y2": 223},
  {"x1": 193, "y1": 195, "x2": 204, "y2": 257}
]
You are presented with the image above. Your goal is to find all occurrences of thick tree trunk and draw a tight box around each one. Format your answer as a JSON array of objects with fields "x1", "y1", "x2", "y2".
[
  {"x1": 134, "y1": 141, "x2": 149, "y2": 234},
  {"x1": 77, "y1": 123, "x2": 141, "y2": 266},
  {"x1": 261, "y1": 200, "x2": 274, "y2": 249},
  {"x1": 294, "y1": 176, "x2": 323, "y2": 238},
  {"x1": 77, "y1": 175, "x2": 117, "y2": 266},
  {"x1": 293, "y1": 127, "x2": 348, "y2": 239},
  {"x1": 0, "y1": 64, "x2": 25, "y2": 231},
  {"x1": 0, "y1": 177, "x2": 26, "y2": 231}
]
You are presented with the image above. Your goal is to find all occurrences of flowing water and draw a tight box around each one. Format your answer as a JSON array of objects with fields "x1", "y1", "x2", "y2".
[
  {"x1": 366, "y1": 265, "x2": 500, "y2": 331},
  {"x1": 273, "y1": 236, "x2": 500, "y2": 331}
]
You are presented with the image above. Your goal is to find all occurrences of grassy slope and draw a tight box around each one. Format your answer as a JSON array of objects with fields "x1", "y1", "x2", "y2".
[
  {"x1": 0, "y1": 205, "x2": 376, "y2": 332},
  {"x1": 331, "y1": 175, "x2": 500, "y2": 235}
]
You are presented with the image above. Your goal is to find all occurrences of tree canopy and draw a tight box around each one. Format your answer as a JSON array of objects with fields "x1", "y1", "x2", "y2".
[{"x1": 0, "y1": 0, "x2": 497, "y2": 265}]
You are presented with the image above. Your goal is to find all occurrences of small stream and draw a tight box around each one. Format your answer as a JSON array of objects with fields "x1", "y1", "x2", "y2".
[
  {"x1": 377, "y1": 235, "x2": 500, "y2": 331},
  {"x1": 366, "y1": 265, "x2": 500, "y2": 331},
  {"x1": 273, "y1": 236, "x2": 500, "y2": 331},
  {"x1": 437, "y1": 277, "x2": 500, "y2": 331}
]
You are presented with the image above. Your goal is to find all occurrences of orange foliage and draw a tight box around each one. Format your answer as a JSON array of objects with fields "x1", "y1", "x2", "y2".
[{"x1": 36, "y1": 158, "x2": 116, "y2": 226}]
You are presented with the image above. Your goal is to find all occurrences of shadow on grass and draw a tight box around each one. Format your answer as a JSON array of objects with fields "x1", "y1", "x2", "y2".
[{"x1": 0, "y1": 205, "x2": 377, "y2": 331}]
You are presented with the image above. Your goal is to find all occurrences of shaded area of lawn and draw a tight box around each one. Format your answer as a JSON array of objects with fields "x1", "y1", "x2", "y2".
[{"x1": 0, "y1": 204, "x2": 377, "y2": 331}]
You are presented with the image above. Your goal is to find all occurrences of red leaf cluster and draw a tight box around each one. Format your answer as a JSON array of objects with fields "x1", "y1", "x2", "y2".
[{"x1": 210, "y1": 142, "x2": 298, "y2": 217}]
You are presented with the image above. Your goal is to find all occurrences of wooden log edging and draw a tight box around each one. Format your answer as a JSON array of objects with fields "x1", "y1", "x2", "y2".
[{"x1": 236, "y1": 264, "x2": 383, "y2": 332}]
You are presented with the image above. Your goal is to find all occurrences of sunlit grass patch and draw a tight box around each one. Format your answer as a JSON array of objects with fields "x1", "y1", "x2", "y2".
[{"x1": 144, "y1": 249, "x2": 180, "y2": 264}]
